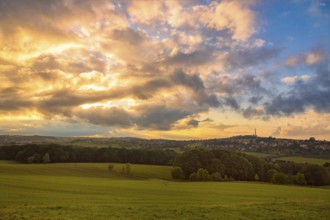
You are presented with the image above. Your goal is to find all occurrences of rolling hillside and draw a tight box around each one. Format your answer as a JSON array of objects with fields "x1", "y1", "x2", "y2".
[
  {"x1": 0, "y1": 161, "x2": 172, "y2": 180},
  {"x1": 0, "y1": 161, "x2": 329, "y2": 219}
]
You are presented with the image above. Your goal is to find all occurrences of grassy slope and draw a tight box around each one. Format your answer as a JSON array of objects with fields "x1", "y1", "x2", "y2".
[
  {"x1": 0, "y1": 162, "x2": 172, "y2": 180},
  {"x1": 243, "y1": 152, "x2": 273, "y2": 158},
  {"x1": 0, "y1": 160, "x2": 17, "y2": 164},
  {"x1": 277, "y1": 156, "x2": 330, "y2": 165},
  {"x1": 112, "y1": 163, "x2": 172, "y2": 180},
  {"x1": 0, "y1": 162, "x2": 329, "y2": 220}
]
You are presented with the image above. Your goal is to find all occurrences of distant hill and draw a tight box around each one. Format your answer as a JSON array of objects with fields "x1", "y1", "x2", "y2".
[{"x1": 1, "y1": 134, "x2": 329, "y2": 159}]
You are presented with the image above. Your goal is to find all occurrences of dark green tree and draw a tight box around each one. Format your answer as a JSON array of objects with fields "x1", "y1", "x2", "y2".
[
  {"x1": 206, "y1": 158, "x2": 225, "y2": 175},
  {"x1": 271, "y1": 172, "x2": 291, "y2": 184},
  {"x1": 196, "y1": 168, "x2": 211, "y2": 181},
  {"x1": 302, "y1": 164, "x2": 330, "y2": 186},
  {"x1": 108, "y1": 164, "x2": 114, "y2": 170},
  {"x1": 266, "y1": 169, "x2": 277, "y2": 182},
  {"x1": 42, "y1": 152, "x2": 50, "y2": 163},
  {"x1": 294, "y1": 173, "x2": 306, "y2": 185},
  {"x1": 309, "y1": 137, "x2": 316, "y2": 142},
  {"x1": 222, "y1": 154, "x2": 254, "y2": 180},
  {"x1": 189, "y1": 172, "x2": 197, "y2": 181},
  {"x1": 173, "y1": 151, "x2": 201, "y2": 179},
  {"x1": 211, "y1": 172, "x2": 223, "y2": 181},
  {"x1": 254, "y1": 173, "x2": 260, "y2": 181},
  {"x1": 244, "y1": 154, "x2": 266, "y2": 181},
  {"x1": 125, "y1": 163, "x2": 131, "y2": 174},
  {"x1": 171, "y1": 167, "x2": 184, "y2": 180}
]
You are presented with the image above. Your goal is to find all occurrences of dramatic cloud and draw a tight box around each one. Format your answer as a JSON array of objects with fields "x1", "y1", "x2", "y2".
[
  {"x1": 266, "y1": 61, "x2": 330, "y2": 115},
  {"x1": 0, "y1": 0, "x2": 329, "y2": 139},
  {"x1": 242, "y1": 106, "x2": 265, "y2": 119},
  {"x1": 75, "y1": 107, "x2": 132, "y2": 127},
  {"x1": 226, "y1": 47, "x2": 281, "y2": 69},
  {"x1": 198, "y1": 0, "x2": 257, "y2": 41}
]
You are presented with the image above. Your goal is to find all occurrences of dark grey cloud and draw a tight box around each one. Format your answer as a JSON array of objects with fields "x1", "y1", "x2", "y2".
[
  {"x1": 0, "y1": 0, "x2": 73, "y2": 40},
  {"x1": 0, "y1": 98, "x2": 33, "y2": 112},
  {"x1": 76, "y1": 107, "x2": 132, "y2": 127},
  {"x1": 31, "y1": 54, "x2": 60, "y2": 72},
  {"x1": 36, "y1": 78, "x2": 170, "y2": 116},
  {"x1": 6, "y1": 68, "x2": 219, "y2": 121},
  {"x1": 249, "y1": 96, "x2": 262, "y2": 104},
  {"x1": 40, "y1": 89, "x2": 101, "y2": 107},
  {"x1": 226, "y1": 47, "x2": 281, "y2": 69},
  {"x1": 164, "y1": 49, "x2": 214, "y2": 66},
  {"x1": 215, "y1": 123, "x2": 238, "y2": 131},
  {"x1": 110, "y1": 28, "x2": 146, "y2": 45},
  {"x1": 130, "y1": 79, "x2": 171, "y2": 100},
  {"x1": 265, "y1": 93, "x2": 305, "y2": 115},
  {"x1": 19, "y1": 68, "x2": 221, "y2": 129},
  {"x1": 0, "y1": 87, "x2": 34, "y2": 111},
  {"x1": 0, "y1": 87, "x2": 23, "y2": 97},
  {"x1": 187, "y1": 119, "x2": 199, "y2": 127},
  {"x1": 242, "y1": 106, "x2": 264, "y2": 119},
  {"x1": 0, "y1": 0, "x2": 110, "y2": 28},
  {"x1": 172, "y1": 70, "x2": 221, "y2": 107},
  {"x1": 76, "y1": 104, "x2": 197, "y2": 131},
  {"x1": 217, "y1": 74, "x2": 268, "y2": 96},
  {"x1": 265, "y1": 62, "x2": 330, "y2": 115},
  {"x1": 74, "y1": 102, "x2": 210, "y2": 131},
  {"x1": 37, "y1": 89, "x2": 98, "y2": 116},
  {"x1": 134, "y1": 105, "x2": 191, "y2": 130},
  {"x1": 171, "y1": 70, "x2": 204, "y2": 91},
  {"x1": 238, "y1": 75, "x2": 268, "y2": 94},
  {"x1": 224, "y1": 97, "x2": 240, "y2": 110},
  {"x1": 198, "y1": 94, "x2": 221, "y2": 108}
]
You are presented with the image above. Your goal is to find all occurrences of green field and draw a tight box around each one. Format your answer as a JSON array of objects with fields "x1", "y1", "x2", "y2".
[
  {"x1": 0, "y1": 162, "x2": 329, "y2": 219},
  {"x1": 112, "y1": 163, "x2": 172, "y2": 180},
  {"x1": 243, "y1": 152, "x2": 273, "y2": 158},
  {"x1": 0, "y1": 160, "x2": 17, "y2": 164},
  {"x1": 277, "y1": 156, "x2": 330, "y2": 165}
]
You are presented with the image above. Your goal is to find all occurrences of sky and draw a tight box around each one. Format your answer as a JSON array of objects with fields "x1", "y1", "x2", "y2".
[{"x1": 0, "y1": 0, "x2": 329, "y2": 140}]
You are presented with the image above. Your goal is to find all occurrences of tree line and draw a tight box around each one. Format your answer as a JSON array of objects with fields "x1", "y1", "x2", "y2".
[
  {"x1": 0, "y1": 144, "x2": 176, "y2": 165},
  {"x1": 171, "y1": 149, "x2": 330, "y2": 186},
  {"x1": 0, "y1": 144, "x2": 329, "y2": 186}
]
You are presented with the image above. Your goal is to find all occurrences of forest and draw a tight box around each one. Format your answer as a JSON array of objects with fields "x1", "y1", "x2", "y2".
[
  {"x1": 0, "y1": 144, "x2": 329, "y2": 186},
  {"x1": 0, "y1": 144, "x2": 176, "y2": 165},
  {"x1": 172, "y1": 148, "x2": 330, "y2": 186}
]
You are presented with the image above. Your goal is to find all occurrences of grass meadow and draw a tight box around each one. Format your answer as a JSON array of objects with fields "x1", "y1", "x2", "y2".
[
  {"x1": 243, "y1": 152, "x2": 273, "y2": 158},
  {"x1": 0, "y1": 161, "x2": 329, "y2": 219}
]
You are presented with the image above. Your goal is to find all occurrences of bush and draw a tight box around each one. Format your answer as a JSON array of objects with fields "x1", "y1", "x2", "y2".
[
  {"x1": 125, "y1": 163, "x2": 131, "y2": 174},
  {"x1": 196, "y1": 168, "x2": 211, "y2": 181},
  {"x1": 266, "y1": 169, "x2": 277, "y2": 182},
  {"x1": 171, "y1": 167, "x2": 184, "y2": 180},
  {"x1": 294, "y1": 173, "x2": 306, "y2": 185},
  {"x1": 223, "y1": 175, "x2": 230, "y2": 182},
  {"x1": 302, "y1": 164, "x2": 330, "y2": 186},
  {"x1": 189, "y1": 172, "x2": 197, "y2": 181},
  {"x1": 271, "y1": 172, "x2": 291, "y2": 184},
  {"x1": 108, "y1": 164, "x2": 114, "y2": 170},
  {"x1": 121, "y1": 163, "x2": 131, "y2": 174},
  {"x1": 211, "y1": 172, "x2": 223, "y2": 181},
  {"x1": 42, "y1": 153, "x2": 50, "y2": 163}
]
